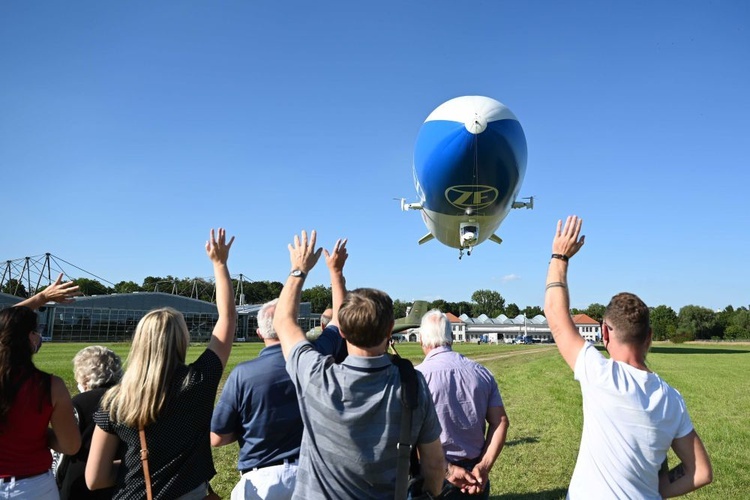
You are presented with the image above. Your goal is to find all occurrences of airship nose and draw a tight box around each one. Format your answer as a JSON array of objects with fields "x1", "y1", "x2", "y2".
[{"x1": 465, "y1": 113, "x2": 488, "y2": 134}]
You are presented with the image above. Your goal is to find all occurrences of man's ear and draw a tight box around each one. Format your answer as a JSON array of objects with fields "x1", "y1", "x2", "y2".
[{"x1": 602, "y1": 322, "x2": 610, "y2": 343}]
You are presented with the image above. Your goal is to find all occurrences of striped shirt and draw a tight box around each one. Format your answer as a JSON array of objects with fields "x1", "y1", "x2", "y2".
[
  {"x1": 416, "y1": 346, "x2": 503, "y2": 462},
  {"x1": 287, "y1": 341, "x2": 441, "y2": 499}
]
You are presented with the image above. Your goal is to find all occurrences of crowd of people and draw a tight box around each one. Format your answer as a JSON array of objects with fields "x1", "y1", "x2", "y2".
[{"x1": 0, "y1": 219, "x2": 713, "y2": 499}]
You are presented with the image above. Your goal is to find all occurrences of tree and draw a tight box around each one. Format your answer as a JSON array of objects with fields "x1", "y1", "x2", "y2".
[
  {"x1": 677, "y1": 305, "x2": 718, "y2": 340},
  {"x1": 1, "y1": 279, "x2": 28, "y2": 298},
  {"x1": 393, "y1": 299, "x2": 409, "y2": 319},
  {"x1": 650, "y1": 305, "x2": 678, "y2": 341},
  {"x1": 584, "y1": 303, "x2": 606, "y2": 323},
  {"x1": 267, "y1": 281, "x2": 284, "y2": 300},
  {"x1": 429, "y1": 299, "x2": 448, "y2": 312},
  {"x1": 725, "y1": 309, "x2": 750, "y2": 340},
  {"x1": 142, "y1": 276, "x2": 167, "y2": 292},
  {"x1": 522, "y1": 305, "x2": 543, "y2": 318},
  {"x1": 75, "y1": 278, "x2": 109, "y2": 296},
  {"x1": 301, "y1": 285, "x2": 332, "y2": 313},
  {"x1": 444, "y1": 301, "x2": 473, "y2": 317},
  {"x1": 714, "y1": 305, "x2": 735, "y2": 338},
  {"x1": 505, "y1": 303, "x2": 520, "y2": 318},
  {"x1": 114, "y1": 281, "x2": 142, "y2": 294},
  {"x1": 471, "y1": 289, "x2": 505, "y2": 318}
]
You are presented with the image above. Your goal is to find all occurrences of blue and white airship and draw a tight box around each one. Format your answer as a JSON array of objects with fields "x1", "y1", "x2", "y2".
[{"x1": 401, "y1": 95, "x2": 532, "y2": 258}]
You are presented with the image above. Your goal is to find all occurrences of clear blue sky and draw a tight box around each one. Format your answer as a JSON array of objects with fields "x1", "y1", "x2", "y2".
[{"x1": 2, "y1": 1, "x2": 748, "y2": 312}]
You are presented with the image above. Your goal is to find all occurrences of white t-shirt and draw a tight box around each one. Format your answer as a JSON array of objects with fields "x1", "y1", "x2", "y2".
[{"x1": 567, "y1": 343, "x2": 694, "y2": 499}]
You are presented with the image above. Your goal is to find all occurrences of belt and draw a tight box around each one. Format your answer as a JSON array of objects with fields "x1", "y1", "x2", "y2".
[
  {"x1": 0, "y1": 471, "x2": 46, "y2": 481},
  {"x1": 241, "y1": 458, "x2": 295, "y2": 475},
  {"x1": 450, "y1": 457, "x2": 481, "y2": 470}
]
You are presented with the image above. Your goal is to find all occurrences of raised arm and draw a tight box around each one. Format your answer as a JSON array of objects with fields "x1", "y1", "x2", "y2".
[
  {"x1": 323, "y1": 238, "x2": 348, "y2": 328},
  {"x1": 273, "y1": 230, "x2": 323, "y2": 359},
  {"x1": 544, "y1": 216, "x2": 586, "y2": 371},
  {"x1": 659, "y1": 430, "x2": 713, "y2": 498},
  {"x1": 206, "y1": 228, "x2": 237, "y2": 368},
  {"x1": 15, "y1": 274, "x2": 80, "y2": 310}
]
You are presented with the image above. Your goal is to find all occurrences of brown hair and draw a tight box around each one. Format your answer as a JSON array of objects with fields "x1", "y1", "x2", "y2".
[
  {"x1": 338, "y1": 288, "x2": 394, "y2": 348},
  {"x1": 604, "y1": 292, "x2": 650, "y2": 345}
]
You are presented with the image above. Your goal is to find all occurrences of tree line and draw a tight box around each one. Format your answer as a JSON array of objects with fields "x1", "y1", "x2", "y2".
[{"x1": 3, "y1": 279, "x2": 747, "y2": 341}]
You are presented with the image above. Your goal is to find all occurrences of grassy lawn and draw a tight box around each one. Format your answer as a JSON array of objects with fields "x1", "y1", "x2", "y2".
[{"x1": 34, "y1": 341, "x2": 749, "y2": 499}]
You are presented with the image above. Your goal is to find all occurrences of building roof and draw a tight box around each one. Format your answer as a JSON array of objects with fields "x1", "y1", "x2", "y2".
[
  {"x1": 572, "y1": 313, "x2": 599, "y2": 325},
  {"x1": 445, "y1": 312, "x2": 462, "y2": 323},
  {"x1": 458, "y1": 313, "x2": 548, "y2": 325}
]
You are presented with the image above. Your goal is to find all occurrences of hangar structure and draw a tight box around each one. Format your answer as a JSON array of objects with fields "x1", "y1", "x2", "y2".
[{"x1": 0, "y1": 291, "x2": 314, "y2": 343}]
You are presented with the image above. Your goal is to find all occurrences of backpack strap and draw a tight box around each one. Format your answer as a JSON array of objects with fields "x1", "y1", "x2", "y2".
[{"x1": 391, "y1": 354, "x2": 419, "y2": 500}]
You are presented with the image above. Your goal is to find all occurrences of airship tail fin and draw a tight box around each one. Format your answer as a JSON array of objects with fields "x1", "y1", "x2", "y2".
[
  {"x1": 418, "y1": 233, "x2": 434, "y2": 245},
  {"x1": 489, "y1": 234, "x2": 503, "y2": 245}
]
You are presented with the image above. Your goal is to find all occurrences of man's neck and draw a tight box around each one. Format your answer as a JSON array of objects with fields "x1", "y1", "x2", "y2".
[
  {"x1": 263, "y1": 338, "x2": 281, "y2": 348},
  {"x1": 346, "y1": 339, "x2": 388, "y2": 357},
  {"x1": 607, "y1": 344, "x2": 649, "y2": 372}
]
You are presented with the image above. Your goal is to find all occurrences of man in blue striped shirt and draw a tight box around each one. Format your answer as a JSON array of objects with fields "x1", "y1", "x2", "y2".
[{"x1": 416, "y1": 310, "x2": 509, "y2": 499}]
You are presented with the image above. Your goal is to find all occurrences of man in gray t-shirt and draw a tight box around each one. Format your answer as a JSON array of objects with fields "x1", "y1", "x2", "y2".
[{"x1": 273, "y1": 230, "x2": 477, "y2": 499}]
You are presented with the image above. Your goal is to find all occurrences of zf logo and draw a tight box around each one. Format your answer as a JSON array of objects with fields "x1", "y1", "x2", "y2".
[{"x1": 445, "y1": 185, "x2": 498, "y2": 210}]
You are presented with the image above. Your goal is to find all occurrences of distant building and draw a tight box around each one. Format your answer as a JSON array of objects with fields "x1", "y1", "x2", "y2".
[
  {"x1": 459, "y1": 313, "x2": 552, "y2": 344},
  {"x1": 392, "y1": 310, "x2": 552, "y2": 344},
  {"x1": 1, "y1": 291, "x2": 314, "y2": 343},
  {"x1": 572, "y1": 314, "x2": 601, "y2": 342}
]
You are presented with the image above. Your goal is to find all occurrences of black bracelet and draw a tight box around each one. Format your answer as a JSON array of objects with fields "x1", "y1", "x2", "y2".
[{"x1": 551, "y1": 254, "x2": 569, "y2": 262}]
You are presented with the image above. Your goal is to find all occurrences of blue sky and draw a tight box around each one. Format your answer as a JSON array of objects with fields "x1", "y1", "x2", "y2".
[{"x1": 2, "y1": 1, "x2": 748, "y2": 312}]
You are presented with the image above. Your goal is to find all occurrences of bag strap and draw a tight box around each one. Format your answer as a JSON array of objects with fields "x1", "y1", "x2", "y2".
[
  {"x1": 139, "y1": 427, "x2": 153, "y2": 500},
  {"x1": 391, "y1": 354, "x2": 419, "y2": 500}
]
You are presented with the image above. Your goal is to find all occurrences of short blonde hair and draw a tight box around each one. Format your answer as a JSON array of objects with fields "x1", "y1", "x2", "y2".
[
  {"x1": 73, "y1": 346, "x2": 122, "y2": 389},
  {"x1": 101, "y1": 307, "x2": 190, "y2": 427}
]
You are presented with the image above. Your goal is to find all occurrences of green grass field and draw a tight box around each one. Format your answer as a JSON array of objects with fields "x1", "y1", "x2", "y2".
[{"x1": 34, "y1": 341, "x2": 750, "y2": 499}]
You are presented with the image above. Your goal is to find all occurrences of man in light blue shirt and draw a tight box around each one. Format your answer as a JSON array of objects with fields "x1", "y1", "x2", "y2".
[{"x1": 416, "y1": 310, "x2": 510, "y2": 499}]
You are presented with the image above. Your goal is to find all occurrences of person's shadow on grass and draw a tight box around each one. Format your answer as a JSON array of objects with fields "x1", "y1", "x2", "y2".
[{"x1": 490, "y1": 488, "x2": 567, "y2": 500}]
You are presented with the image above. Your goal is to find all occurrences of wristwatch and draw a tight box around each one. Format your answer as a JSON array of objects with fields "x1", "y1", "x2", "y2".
[{"x1": 289, "y1": 269, "x2": 307, "y2": 279}]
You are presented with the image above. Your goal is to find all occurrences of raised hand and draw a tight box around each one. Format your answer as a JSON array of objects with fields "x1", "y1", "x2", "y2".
[
  {"x1": 324, "y1": 238, "x2": 348, "y2": 273},
  {"x1": 288, "y1": 230, "x2": 323, "y2": 274},
  {"x1": 206, "y1": 228, "x2": 235, "y2": 265},
  {"x1": 552, "y1": 215, "x2": 585, "y2": 259},
  {"x1": 42, "y1": 274, "x2": 81, "y2": 304}
]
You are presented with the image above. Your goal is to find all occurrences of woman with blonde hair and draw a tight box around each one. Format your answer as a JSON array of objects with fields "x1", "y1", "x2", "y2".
[{"x1": 86, "y1": 228, "x2": 237, "y2": 499}]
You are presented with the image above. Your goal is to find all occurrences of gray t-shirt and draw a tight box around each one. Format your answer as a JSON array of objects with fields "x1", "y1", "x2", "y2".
[{"x1": 287, "y1": 341, "x2": 441, "y2": 499}]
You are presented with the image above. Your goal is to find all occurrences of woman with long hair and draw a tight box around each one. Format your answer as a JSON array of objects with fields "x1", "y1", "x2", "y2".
[
  {"x1": 86, "y1": 228, "x2": 237, "y2": 499},
  {"x1": 1, "y1": 277, "x2": 82, "y2": 499}
]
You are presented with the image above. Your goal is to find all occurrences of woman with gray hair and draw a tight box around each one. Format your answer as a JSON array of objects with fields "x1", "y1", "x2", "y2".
[{"x1": 57, "y1": 346, "x2": 123, "y2": 500}]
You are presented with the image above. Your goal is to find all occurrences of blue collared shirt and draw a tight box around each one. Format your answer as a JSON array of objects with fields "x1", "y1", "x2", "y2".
[{"x1": 415, "y1": 346, "x2": 503, "y2": 461}]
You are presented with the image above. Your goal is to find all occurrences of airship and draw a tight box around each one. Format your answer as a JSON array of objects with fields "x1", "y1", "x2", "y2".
[{"x1": 401, "y1": 95, "x2": 532, "y2": 258}]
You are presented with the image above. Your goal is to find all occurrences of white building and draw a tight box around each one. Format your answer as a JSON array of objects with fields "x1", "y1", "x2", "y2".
[{"x1": 572, "y1": 314, "x2": 601, "y2": 342}]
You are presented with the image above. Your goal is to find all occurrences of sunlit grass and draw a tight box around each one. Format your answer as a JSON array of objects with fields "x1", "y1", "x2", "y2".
[{"x1": 34, "y1": 341, "x2": 749, "y2": 499}]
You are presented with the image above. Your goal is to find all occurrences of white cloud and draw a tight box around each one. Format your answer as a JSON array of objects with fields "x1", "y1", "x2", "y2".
[{"x1": 500, "y1": 274, "x2": 521, "y2": 283}]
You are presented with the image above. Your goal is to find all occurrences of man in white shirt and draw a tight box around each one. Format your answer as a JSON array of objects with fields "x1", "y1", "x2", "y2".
[{"x1": 544, "y1": 215, "x2": 712, "y2": 499}]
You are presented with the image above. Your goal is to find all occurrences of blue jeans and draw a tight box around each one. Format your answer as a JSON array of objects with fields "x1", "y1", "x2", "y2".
[{"x1": 0, "y1": 470, "x2": 59, "y2": 500}]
